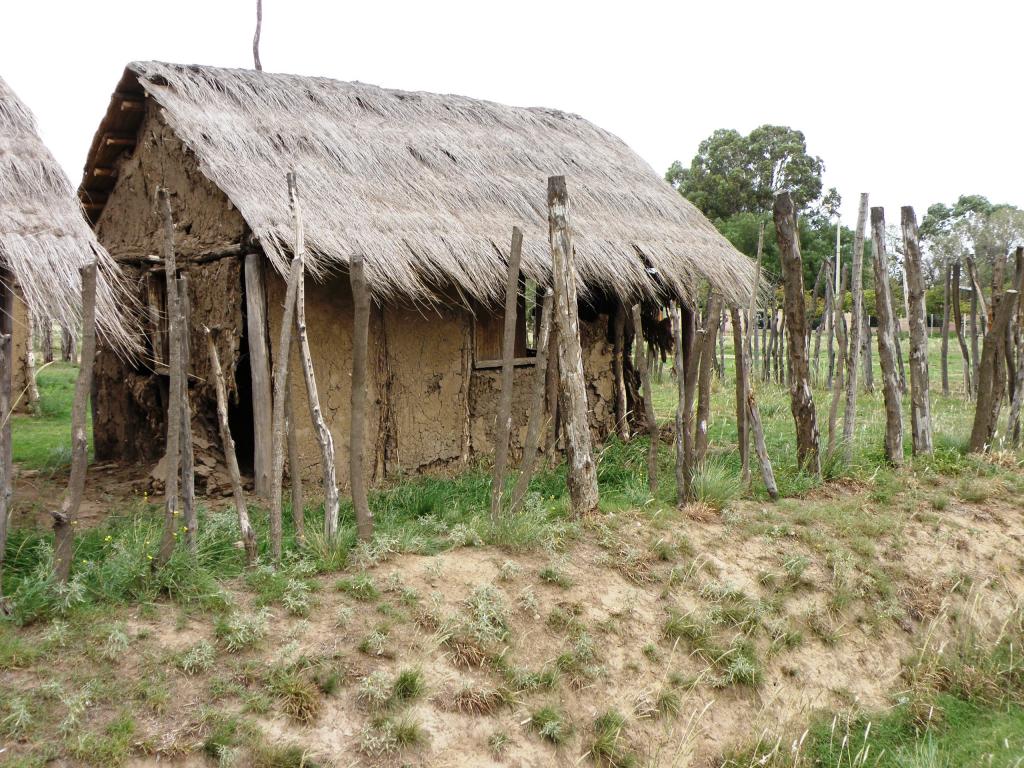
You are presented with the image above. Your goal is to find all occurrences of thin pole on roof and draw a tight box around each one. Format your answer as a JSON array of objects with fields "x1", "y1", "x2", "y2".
[{"x1": 253, "y1": 0, "x2": 263, "y2": 71}]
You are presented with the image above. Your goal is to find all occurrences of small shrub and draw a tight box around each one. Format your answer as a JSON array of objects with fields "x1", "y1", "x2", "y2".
[
  {"x1": 357, "y1": 671, "x2": 392, "y2": 711},
  {"x1": 530, "y1": 705, "x2": 571, "y2": 744},
  {"x1": 336, "y1": 573, "x2": 379, "y2": 601},
  {"x1": 2, "y1": 697, "x2": 33, "y2": 737},
  {"x1": 179, "y1": 640, "x2": 216, "y2": 675},
  {"x1": 539, "y1": 566, "x2": 573, "y2": 589},
  {"x1": 215, "y1": 609, "x2": 270, "y2": 652}
]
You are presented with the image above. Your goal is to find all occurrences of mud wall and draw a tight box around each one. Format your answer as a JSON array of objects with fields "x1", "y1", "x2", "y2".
[
  {"x1": 92, "y1": 107, "x2": 247, "y2": 462},
  {"x1": 469, "y1": 314, "x2": 615, "y2": 457},
  {"x1": 10, "y1": 285, "x2": 29, "y2": 410},
  {"x1": 266, "y1": 271, "x2": 476, "y2": 488}
]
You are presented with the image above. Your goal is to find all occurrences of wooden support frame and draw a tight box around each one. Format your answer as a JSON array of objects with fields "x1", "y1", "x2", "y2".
[{"x1": 244, "y1": 253, "x2": 273, "y2": 497}]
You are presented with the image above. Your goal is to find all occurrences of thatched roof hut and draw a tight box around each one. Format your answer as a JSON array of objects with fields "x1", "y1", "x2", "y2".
[
  {"x1": 0, "y1": 76, "x2": 132, "y2": 347},
  {"x1": 81, "y1": 62, "x2": 754, "y2": 490},
  {"x1": 82, "y1": 62, "x2": 754, "y2": 308}
]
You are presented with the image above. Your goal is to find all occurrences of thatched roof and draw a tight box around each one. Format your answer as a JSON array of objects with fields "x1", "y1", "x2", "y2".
[
  {"x1": 0, "y1": 77, "x2": 133, "y2": 347},
  {"x1": 83, "y1": 61, "x2": 754, "y2": 307}
]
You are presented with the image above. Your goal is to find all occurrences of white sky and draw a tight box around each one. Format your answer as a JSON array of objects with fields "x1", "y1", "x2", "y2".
[{"x1": 2, "y1": 0, "x2": 1021, "y2": 226}]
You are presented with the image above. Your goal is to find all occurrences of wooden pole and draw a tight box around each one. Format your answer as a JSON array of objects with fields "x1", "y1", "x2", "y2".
[
  {"x1": 285, "y1": 393, "x2": 304, "y2": 546},
  {"x1": 672, "y1": 302, "x2": 688, "y2": 504},
  {"x1": 951, "y1": 262, "x2": 972, "y2": 397},
  {"x1": 1008, "y1": 292, "x2": 1024, "y2": 445},
  {"x1": 490, "y1": 227, "x2": 524, "y2": 521},
  {"x1": 736, "y1": 305, "x2": 778, "y2": 500},
  {"x1": 244, "y1": 254, "x2": 273, "y2": 497},
  {"x1": 253, "y1": 0, "x2": 263, "y2": 71},
  {"x1": 269, "y1": 251, "x2": 304, "y2": 563},
  {"x1": 0, "y1": 270, "x2": 10, "y2": 600},
  {"x1": 178, "y1": 275, "x2": 196, "y2": 553},
  {"x1": 547, "y1": 176, "x2": 599, "y2": 517},
  {"x1": 773, "y1": 192, "x2": 821, "y2": 477},
  {"x1": 901, "y1": 206, "x2": 933, "y2": 455},
  {"x1": 23, "y1": 311, "x2": 40, "y2": 415},
  {"x1": 681, "y1": 307, "x2": 698, "y2": 495},
  {"x1": 509, "y1": 290, "x2": 554, "y2": 513},
  {"x1": 870, "y1": 207, "x2": 904, "y2": 466},
  {"x1": 969, "y1": 247, "x2": 1024, "y2": 452},
  {"x1": 155, "y1": 189, "x2": 183, "y2": 569},
  {"x1": 288, "y1": 173, "x2": 339, "y2": 543},
  {"x1": 349, "y1": 253, "x2": 373, "y2": 539},
  {"x1": 611, "y1": 301, "x2": 630, "y2": 441},
  {"x1": 827, "y1": 252, "x2": 848, "y2": 456},
  {"x1": 694, "y1": 293, "x2": 723, "y2": 466},
  {"x1": 843, "y1": 193, "x2": 868, "y2": 459},
  {"x1": 941, "y1": 263, "x2": 951, "y2": 396},
  {"x1": 731, "y1": 307, "x2": 750, "y2": 485},
  {"x1": 206, "y1": 327, "x2": 258, "y2": 566},
  {"x1": 40, "y1": 317, "x2": 52, "y2": 364},
  {"x1": 543, "y1": 326, "x2": 560, "y2": 463},
  {"x1": 632, "y1": 304, "x2": 659, "y2": 495},
  {"x1": 51, "y1": 263, "x2": 98, "y2": 582}
]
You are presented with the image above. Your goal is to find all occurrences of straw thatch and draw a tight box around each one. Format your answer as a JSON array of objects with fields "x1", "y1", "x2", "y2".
[
  {"x1": 91, "y1": 62, "x2": 755, "y2": 307},
  {"x1": 0, "y1": 76, "x2": 134, "y2": 348}
]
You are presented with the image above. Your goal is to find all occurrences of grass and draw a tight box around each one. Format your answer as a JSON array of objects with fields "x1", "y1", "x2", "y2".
[{"x1": 11, "y1": 362, "x2": 91, "y2": 471}]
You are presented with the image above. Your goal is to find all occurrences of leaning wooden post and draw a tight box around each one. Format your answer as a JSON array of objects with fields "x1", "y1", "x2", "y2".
[
  {"x1": 509, "y1": 290, "x2": 554, "y2": 513},
  {"x1": 288, "y1": 173, "x2": 339, "y2": 542},
  {"x1": 870, "y1": 207, "x2": 904, "y2": 466},
  {"x1": 349, "y1": 253, "x2": 373, "y2": 539},
  {"x1": 269, "y1": 251, "x2": 304, "y2": 563},
  {"x1": 632, "y1": 304, "x2": 659, "y2": 495},
  {"x1": 490, "y1": 227, "x2": 524, "y2": 521},
  {"x1": 671, "y1": 302, "x2": 688, "y2": 504},
  {"x1": 611, "y1": 301, "x2": 630, "y2": 441},
  {"x1": 901, "y1": 206, "x2": 933, "y2": 455},
  {"x1": 843, "y1": 193, "x2": 868, "y2": 460},
  {"x1": 178, "y1": 274, "x2": 197, "y2": 554},
  {"x1": 694, "y1": 293, "x2": 723, "y2": 466},
  {"x1": 951, "y1": 262, "x2": 973, "y2": 397},
  {"x1": 155, "y1": 189, "x2": 183, "y2": 569},
  {"x1": 773, "y1": 192, "x2": 821, "y2": 477},
  {"x1": 206, "y1": 327, "x2": 258, "y2": 566},
  {"x1": 827, "y1": 252, "x2": 848, "y2": 456},
  {"x1": 547, "y1": 176, "x2": 599, "y2": 517},
  {"x1": 50, "y1": 262, "x2": 98, "y2": 583},
  {"x1": 244, "y1": 254, "x2": 273, "y2": 497},
  {"x1": 0, "y1": 270, "x2": 11, "y2": 599},
  {"x1": 969, "y1": 247, "x2": 1024, "y2": 452},
  {"x1": 736, "y1": 305, "x2": 778, "y2": 500}
]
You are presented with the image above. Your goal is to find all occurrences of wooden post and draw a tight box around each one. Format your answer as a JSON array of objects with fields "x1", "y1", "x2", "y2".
[
  {"x1": 967, "y1": 257, "x2": 984, "y2": 391},
  {"x1": 1008, "y1": 295, "x2": 1024, "y2": 444},
  {"x1": 285, "y1": 393, "x2": 304, "y2": 546},
  {"x1": 862, "y1": 304, "x2": 874, "y2": 393},
  {"x1": 843, "y1": 194, "x2": 868, "y2": 460},
  {"x1": 155, "y1": 189, "x2": 183, "y2": 569},
  {"x1": 543, "y1": 326, "x2": 560, "y2": 463},
  {"x1": 969, "y1": 247, "x2": 1024, "y2": 451},
  {"x1": 206, "y1": 327, "x2": 258, "y2": 566},
  {"x1": 951, "y1": 262, "x2": 972, "y2": 397},
  {"x1": 672, "y1": 302, "x2": 688, "y2": 504},
  {"x1": 612, "y1": 301, "x2": 630, "y2": 441},
  {"x1": 269, "y1": 249, "x2": 304, "y2": 563},
  {"x1": 244, "y1": 253, "x2": 273, "y2": 497},
  {"x1": 547, "y1": 176, "x2": 599, "y2": 517},
  {"x1": 736, "y1": 305, "x2": 778, "y2": 500},
  {"x1": 827, "y1": 251, "x2": 848, "y2": 456},
  {"x1": 24, "y1": 312, "x2": 40, "y2": 415},
  {"x1": 350, "y1": 253, "x2": 373, "y2": 539},
  {"x1": 490, "y1": 227, "x2": 524, "y2": 520},
  {"x1": 901, "y1": 206, "x2": 933, "y2": 455},
  {"x1": 773, "y1": 192, "x2": 821, "y2": 477},
  {"x1": 51, "y1": 264, "x2": 98, "y2": 582},
  {"x1": 509, "y1": 290, "x2": 554, "y2": 513},
  {"x1": 681, "y1": 307, "x2": 698, "y2": 495},
  {"x1": 731, "y1": 308, "x2": 750, "y2": 484},
  {"x1": 870, "y1": 207, "x2": 904, "y2": 466},
  {"x1": 40, "y1": 317, "x2": 52, "y2": 364},
  {"x1": 0, "y1": 269, "x2": 10, "y2": 600},
  {"x1": 60, "y1": 325, "x2": 72, "y2": 362},
  {"x1": 178, "y1": 275, "x2": 196, "y2": 553},
  {"x1": 632, "y1": 304, "x2": 659, "y2": 495},
  {"x1": 694, "y1": 293, "x2": 723, "y2": 466},
  {"x1": 288, "y1": 173, "x2": 339, "y2": 542},
  {"x1": 941, "y1": 264, "x2": 951, "y2": 396}
]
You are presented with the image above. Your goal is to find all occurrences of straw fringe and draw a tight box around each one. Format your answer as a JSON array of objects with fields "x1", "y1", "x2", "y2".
[
  {"x1": 0, "y1": 76, "x2": 136, "y2": 351},
  {"x1": 122, "y1": 61, "x2": 754, "y2": 308}
]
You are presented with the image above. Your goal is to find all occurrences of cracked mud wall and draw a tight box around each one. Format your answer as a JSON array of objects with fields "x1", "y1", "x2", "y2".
[{"x1": 91, "y1": 107, "x2": 247, "y2": 462}]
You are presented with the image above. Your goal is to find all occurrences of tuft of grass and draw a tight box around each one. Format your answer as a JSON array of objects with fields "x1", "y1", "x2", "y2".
[
  {"x1": 178, "y1": 640, "x2": 216, "y2": 675},
  {"x1": 530, "y1": 705, "x2": 572, "y2": 745},
  {"x1": 539, "y1": 566, "x2": 574, "y2": 589},
  {"x1": 690, "y1": 459, "x2": 738, "y2": 510},
  {"x1": 336, "y1": 573, "x2": 379, "y2": 601},
  {"x1": 266, "y1": 665, "x2": 322, "y2": 723},
  {"x1": 488, "y1": 729, "x2": 511, "y2": 757},
  {"x1": 215, "y1": 608, "x2": 270, "y2": 652},
  {"x1": 590, "y1": 710, "x2": 638, "y2": 767},
  {"x1": 391, "y1": 667, "x2": 426, "y2": 705}
]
